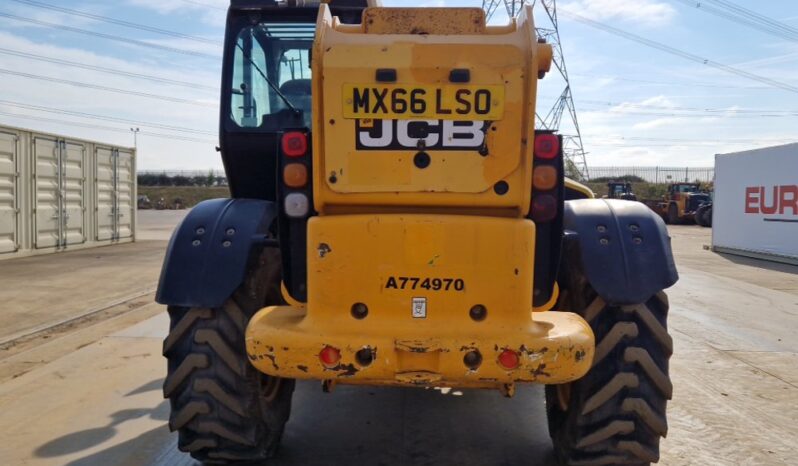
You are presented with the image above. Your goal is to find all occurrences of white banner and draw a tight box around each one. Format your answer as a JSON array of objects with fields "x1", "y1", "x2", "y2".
[{"x1": 713, "y1": 143, "x2": 798, "y2": 261}]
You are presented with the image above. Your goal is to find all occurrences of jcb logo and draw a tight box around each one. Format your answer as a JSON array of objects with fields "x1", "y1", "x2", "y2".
[{"x1": 355, "y1": 119, "x2": 489, "y2": 151}]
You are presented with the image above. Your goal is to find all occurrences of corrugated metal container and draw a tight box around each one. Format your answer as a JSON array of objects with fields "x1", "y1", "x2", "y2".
[{"x1": 0, "y1": 124, "x2": 136, "y2": 260}]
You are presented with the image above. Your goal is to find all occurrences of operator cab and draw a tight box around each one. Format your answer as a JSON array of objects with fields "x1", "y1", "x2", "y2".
[
  {"x1": 219, "y1": 1, "x2": 369, "y2": 200},
  {"x1": 671, "y1": 183, "x2": 700, "y2": 194}
]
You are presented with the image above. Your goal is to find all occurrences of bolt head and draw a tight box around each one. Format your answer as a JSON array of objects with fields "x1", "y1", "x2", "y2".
[
  {"x1": 351, "y1": 302, "x2": 369, "y2": 320},
  {"x1": 469, "y1": 304, "x2": 488, "y2": 321},
  {"x1": 355, "y1": 348, "x2": 374, "y2": 366},
  {"x1": 463, "y1": 350, "x2": 483, "y2": 370}
]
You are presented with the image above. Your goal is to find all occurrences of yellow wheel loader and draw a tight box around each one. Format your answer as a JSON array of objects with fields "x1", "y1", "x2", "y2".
[{"x1": 156, "y1": 2, "x2": 678, "y2": 464}]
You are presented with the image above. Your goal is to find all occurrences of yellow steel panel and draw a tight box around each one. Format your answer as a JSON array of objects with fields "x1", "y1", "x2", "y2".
[
  {"x1": 311, "y1": 4, "x2": 547, "y2": 213},
  {"x1": 341, "y1": 84, "x2": 505, "y2": 120},
  {"x1": 306, "y1": 215, "x2": 534, "y2": 325}
]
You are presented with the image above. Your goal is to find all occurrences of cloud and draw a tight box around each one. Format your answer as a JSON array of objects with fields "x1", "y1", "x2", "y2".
[
  {"x1": 561, "y1": 0, "x2": 676, "y2": 26},
  {"x1": 0, "y1": 31, "x2": 221, "y2": 170},
  {"x1": 632, "y1": 117, "x2": 681, "y2": 130},
  {"x1": 126, "y1": 0, "x2": 227, "y2": 27}
]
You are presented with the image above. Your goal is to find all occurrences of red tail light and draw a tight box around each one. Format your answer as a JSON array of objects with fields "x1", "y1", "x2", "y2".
[
  {"x1": 319, "y1": 346, "x2": 341, "y2": 367},
  {"x1": 282, "y1": 131, "x2": 307, "y2": 157},
  {"x1": 498, "y1": 349, "x2": 520, "y2": 370},
  {"x1": 532, "y1": 194, "x2": 558, "y2": 223},
  {"x1": 534, "y1": 133, "x2": 559, "y2": 159},
  {"x1": 531, "y1": 131, "x2": 561, "y2": 223}
]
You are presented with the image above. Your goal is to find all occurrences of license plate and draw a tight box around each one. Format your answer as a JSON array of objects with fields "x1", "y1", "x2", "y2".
[{"x1": 342, "y1": 84, "x2": 504, "y2": 120}]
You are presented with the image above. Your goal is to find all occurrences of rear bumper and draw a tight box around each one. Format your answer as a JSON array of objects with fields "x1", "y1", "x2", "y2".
[
  {"x1": 245, "y1": 213, "x2": 594, "y2": 388},
  {"x1": 245, "y1": 306, "x2": 594, "y2": 387}
]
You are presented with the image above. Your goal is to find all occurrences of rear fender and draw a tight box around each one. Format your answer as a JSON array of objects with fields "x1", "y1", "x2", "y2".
[
  {"x1": 156, "y1": 198, "x2": 277, "y2": 308},
  {"x1": 562, "y1": 199, "x2": 678, "y2": 305}
]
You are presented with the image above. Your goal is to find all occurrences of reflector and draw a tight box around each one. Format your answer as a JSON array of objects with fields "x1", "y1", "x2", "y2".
[
  {"x1": 282, "y1": 131, "x2": 308, "y2": 157},
  {"x1": 283, "y1": 163, "x2": 308, "y2": 188},
  {"x1": 534, "y1": 133, "x2": 559, "y2": 159},
  {"x1": 532, "y1": 194, "x2": 558, "y2": 223},
  {"x1": 498, "y1": 349, "x2": 520, "y2": 370},
  {"x1": 319, "y1": 346, "x2": 341, "y2": 366},
  {"x1": 533, "y1": 165, "x2": 558, "y2": 191},
  {"x1": 284, "y1": 193, "x2": 309, "y2": 218}
]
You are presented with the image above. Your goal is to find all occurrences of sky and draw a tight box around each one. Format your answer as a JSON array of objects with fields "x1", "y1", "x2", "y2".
[{"x1": 0, "y1": 0, "x2": 796, "y2": 171}]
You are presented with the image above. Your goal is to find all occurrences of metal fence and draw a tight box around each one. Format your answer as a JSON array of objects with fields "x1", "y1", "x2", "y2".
[
  {"x1": 138, "y1": 166, "x2": 716, "y2": 186},
  {"x1": 585, "y1": 166, "x2": 715, "y2": 183}
]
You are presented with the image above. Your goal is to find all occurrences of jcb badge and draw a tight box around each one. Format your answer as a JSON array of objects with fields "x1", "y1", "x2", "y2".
[{"x1": 356, "y1": 119, "x2": 490, "y2": 151}]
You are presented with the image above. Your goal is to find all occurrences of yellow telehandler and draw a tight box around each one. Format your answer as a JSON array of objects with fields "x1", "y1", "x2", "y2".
[{"x1": 157, "y1": 2, "x2": 678, "y2": 464}]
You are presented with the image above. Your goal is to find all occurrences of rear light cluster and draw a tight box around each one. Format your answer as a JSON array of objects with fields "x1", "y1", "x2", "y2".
[
  {"x1": 320, "y1": 345, "x2": 524, "y2": 372},
  {"x1": 531, "y1": 132, "x2": 562, "y2": 223},
  {"x1": 281, "y1": 131, "x2": 311, "y2": 218}
]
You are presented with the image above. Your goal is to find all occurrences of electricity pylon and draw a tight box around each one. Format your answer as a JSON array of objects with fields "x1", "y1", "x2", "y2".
[{"x1": 483, "y1": 0, "x2": 589, "y2": 180}]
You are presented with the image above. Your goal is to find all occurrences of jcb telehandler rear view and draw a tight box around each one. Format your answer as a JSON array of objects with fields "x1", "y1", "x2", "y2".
[{"x1": 156, "y1": 1, "x2": 678, "y2": 464}]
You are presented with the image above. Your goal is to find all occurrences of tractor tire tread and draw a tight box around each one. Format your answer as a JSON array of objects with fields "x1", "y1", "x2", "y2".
[
  {"x1": 164, "y1": 262, "x2": 294, "y2": 464},
  {"x1": 548, "y1": 286, "x2": 672, "y2": 466}
]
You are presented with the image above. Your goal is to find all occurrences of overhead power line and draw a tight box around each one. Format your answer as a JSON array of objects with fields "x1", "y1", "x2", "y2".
[
  {"x1": 586, "y1": 135, "x2": 796, "y2": 144},
  {"x1": 698, "y1": 0, "x2": 798, "y2": 41},
  {"x1": 0, "y1": 110, "x2": 215, "y2": 144},
  {"x1": 0, "y1": 11, "x2": 220, "y2": 59},
  {"x1": 572, "y1": 73, "x2": 774, "y2": 90},
  {"x1": 0, "y1": 47, "x2": 217, "y2": 91},
  {"x1": 579, "y1": 99, "x2": 798, "y2": 115},
  {"x1": 707, "y1": 0, "x2": 798, "y2": 34},
  {"x1": 9, "y1": 0, "x2": 221, "y2": 45},
  {"x1": 578, "y1": 106, "x2": 794, "y2": 119},
  {"x1": 0, "y1": 68, "x2": 217, "y2": 107},
  {"x1": 560, "y1": 10, "x2": 798, "y2": 94},
  {"x1": 672, "y1": 0, "x2": 798, "y2": 42},
  {"x1": 0, "y1": 100, "x2": 216, "y2": 136}
]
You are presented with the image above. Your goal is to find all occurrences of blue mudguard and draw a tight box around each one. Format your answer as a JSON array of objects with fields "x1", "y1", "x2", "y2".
[
  {"x1": 156, "y1": 198, "x2": 277, "y2": 308},
  {"x1": 563, "y1": 199, "x2": 678, "y2": 305}
]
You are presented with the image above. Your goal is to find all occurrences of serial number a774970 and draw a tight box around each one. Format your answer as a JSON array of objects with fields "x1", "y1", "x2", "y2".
[{"x1": 384, "y1": 276, "x2": 465, "y2": 292}]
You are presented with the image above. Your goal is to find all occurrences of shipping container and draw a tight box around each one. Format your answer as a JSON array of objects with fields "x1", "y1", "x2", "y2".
[
  {"x1": 0, "y1": 124, "x2": 136, "y2": 260},
  {"x1": 713, "y1": 143, "x2": 798, "y2": 265}
]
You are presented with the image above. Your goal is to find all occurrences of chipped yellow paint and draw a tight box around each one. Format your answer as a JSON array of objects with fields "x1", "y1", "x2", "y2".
[{"x1": 245, "y1": 214, "x2": 594, "y2": 387}]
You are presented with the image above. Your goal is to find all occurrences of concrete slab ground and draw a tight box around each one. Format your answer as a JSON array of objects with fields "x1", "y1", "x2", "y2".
[
  {"x1": 0, "y1": 210, "x2": 186, "y2": 344},
  {"x1": 1, "y1": 219, "x2": 797, "y2": 465}
]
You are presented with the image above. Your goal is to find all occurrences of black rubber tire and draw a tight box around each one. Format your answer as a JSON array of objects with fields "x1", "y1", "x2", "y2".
[
  {"x1": 163, "y1": 246, "x2": 295, "y2": 464},
  {"x1": 694, "y1": 205, "x2": 708, "y2": 227},
  {"x1": 547, "y1": 258, "x2": 673, "y2": 465},
  {"x1": 702, "y1": 206, "x2": 712, "y2": 227},
  {"x1": 667, "y1": 203, "x2": 679, "y2": 225}
]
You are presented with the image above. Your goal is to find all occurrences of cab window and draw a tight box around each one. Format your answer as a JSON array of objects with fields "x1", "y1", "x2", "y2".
[{"x1": 229, "y1": 23, "x2": 314, "y2": 130}]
